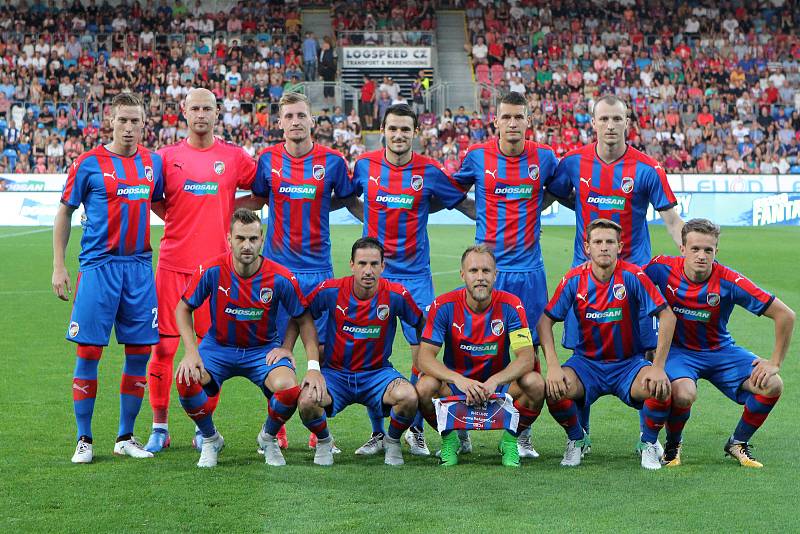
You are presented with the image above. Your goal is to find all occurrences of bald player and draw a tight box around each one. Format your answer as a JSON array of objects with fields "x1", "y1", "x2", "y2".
[{"x1": 145, "y1": 88, "x2": 258, "y2": 452}]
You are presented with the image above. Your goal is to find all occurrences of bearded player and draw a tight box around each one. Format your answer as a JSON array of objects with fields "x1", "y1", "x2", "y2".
[
  {"x1": 145, "y1": 87, "x2": 259, "y2": 453},
  {"x1": 644, "y1": 219, "x2": 794, "y2": 467}
]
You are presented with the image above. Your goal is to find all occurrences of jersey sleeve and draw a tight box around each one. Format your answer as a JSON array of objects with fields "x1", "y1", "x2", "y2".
[
  {"x1": 646, "y1": 164, "x2": 678, "y2": 211},
  {"x1": 630, "y1": 269, "x2": 667, "y2": 317},
  {"x1": 547, "y1": 157, "x2": 574, "y2": 200},
  {"x1": 151, "y1": 159, "x2": 165, "y2": 202},
  {"x1": 643, "y1": 258, "x2": 668, "y2": 288},
  {"x1": 331, "y1": 155, "x2": 355, "y2": 198},
  {"x1": 429, "y1": 163, "x2": 467, "y2": 208},
  {"x1": 351, "y1": 158, "x2": 366, "y2": 197},
  {"x1": 181, "y1": 266, "x2": 215, "y2": 310},
  {"x1": 276, "y1": 272, "x2": 307, "y2": 318},
  {"x1": 544, "y1": 275, "x2": 577, "y2": 322},
  {"x1": 237, "y1": 148, "x2": 257, "y2": 190},
  {"x1": 61, "y1": 158, "x2": 90, "y2": 207},
  {"x1": 252, "y1": 153, "x2": 271, "y2": 199},
  {"x1": 451, "y1": 150, "x2": 477, "y2": 189},
  {"x1": 507, "y1": 301, "x2": 533, "y2": 351},
  {"x1": 729, "y1": 271, "x2": 775, "y2": 316},
  {"x1": 306, "y1": 283, "x2": 333, "y2": 320},
  {"x1": 421, "y1": 299, "x2": 451, "y2": 347}
]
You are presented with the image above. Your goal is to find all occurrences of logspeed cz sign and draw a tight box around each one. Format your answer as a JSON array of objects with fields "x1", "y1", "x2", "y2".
[{"x1": 342, "y1": 47, "x2": 431, "y2": 68}]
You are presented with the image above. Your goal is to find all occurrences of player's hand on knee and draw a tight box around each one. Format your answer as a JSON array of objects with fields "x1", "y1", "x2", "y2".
[
  {"x1": 642, "y1": 367, "x2": 670, "y2": 401},
  {"x1": 301, "y1": 370, "x2": 326, "y2": 403},
  {"x1": 545, "y1": 367, "x2": 568, "y2": 401},
  {"x1": 750, "y1": 358, "x2": 780, "y2": 390},
  {"x1": 52, "y1": 267, "x2": 71, "y2": 301},
  {"x1": 266, "y1": 347, "x2": 294, "y2": 367},
  {"x1": 176, "y1": 353, "x2": 204, "y2": 385}
]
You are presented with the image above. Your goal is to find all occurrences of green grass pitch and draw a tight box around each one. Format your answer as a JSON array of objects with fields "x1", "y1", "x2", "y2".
[{"x1": 1, "y1": 224, "x2": 798, "y2": 532}]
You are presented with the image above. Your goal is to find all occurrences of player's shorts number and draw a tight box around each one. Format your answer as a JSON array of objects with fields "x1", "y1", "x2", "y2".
[{"x1": 151, "y1": 307, "x2": 159, "y2": 329}]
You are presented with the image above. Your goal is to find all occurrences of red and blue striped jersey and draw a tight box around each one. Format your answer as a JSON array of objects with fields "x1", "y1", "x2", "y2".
[
  {"x1": 549, "y1": 143, "x2": 677, "y2": 267},
  {"x1": 352, "y1": 150, "x2": 466, "y2": 277},
  {"x1": 182, "y1": 253, "x2": 306, "y2": 348},
  {"x1": 644, "y1": 256, "x2": 775, "y2": 351},
  {"x1": 422, "y1": 288, "x2": 528, "y2": 382},
  {"x1": 545, "y1": 260, "x2": 667, "y2": 361},
  {"x1": 253, "y1": 143, "x2": 355, "y2": 272},
  {"x1": 60, "y1": 145, "x2": 164, "y2": 270},
  {"x1": 306, "y1": 277, "x2": 422, "y2": 372},
  {"x1": 452, "y1": 140, "x2": 559, "y2": 271}
]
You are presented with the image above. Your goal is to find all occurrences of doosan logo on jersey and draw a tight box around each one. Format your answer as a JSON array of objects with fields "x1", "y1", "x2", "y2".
[
  {"x1": 116, "y1": 185, "x2": 150, "y2": 200},
  {"x1": 184, "y1": 180, "x2": 219, "y2": 195}
]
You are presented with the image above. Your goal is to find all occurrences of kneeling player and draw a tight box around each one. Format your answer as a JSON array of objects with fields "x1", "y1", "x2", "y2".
[
  {"x1": 537, "y1": 219, "x2": 676, "y2": 470},
  {"x1": 174, "y1": 209, "x2": 319, "y2": 467},
  {"x1": 294, "y1": 237, "x2": 422, "y2": 466},
  {"x1": 415, "y1": 245, "x2": 545, "y2": 468},
  {"x1": 645, "y1": 218, "x2": 794, "y2": 467}
]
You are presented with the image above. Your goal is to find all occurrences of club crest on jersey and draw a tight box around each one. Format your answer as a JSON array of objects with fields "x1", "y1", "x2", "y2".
[
  {"x1": 68, "y1": 321, "x2": 80, "y2": 338},
  {"x1": 707, "y1": 293, "x2": 720, "y2": 306},
  {"x1": 144, "y1": 165, "x2": 154, "y2": 182},
  {"x1": 377, "y1": 304, "x2": 390, "y2": 320},
  {"x1": 214, "y1": 161, "x2": 225, "y2": 175},
  {"x1": 259, "y1": 287, "x2": 273, "y2": 304},
  {"x1": 621, "y1": 176, "x2": 634, "y2": 194},
  {"x1": 491, "y1": 319, "x2": 505, "y2": 336},
  {"x1": 527, "y1": 164, "x2": 539, "y2": 181},
  {"x1": 411, "y1": 174, "x2": 423, "y2": 191},
  {"x1": 313, "y1": 164, "x2": 325, "y2": 181},
  {"x1": 613, "y1": 283, "x2": 627, "y2": 300}
]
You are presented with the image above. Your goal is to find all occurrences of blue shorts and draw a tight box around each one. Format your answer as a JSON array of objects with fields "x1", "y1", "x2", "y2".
[
  {"x1": 66, "y1": 258, "x2": 159, "y2": 346},
  {"x1": 384, "y1": 274, "x2": 433, "y2": 345},
  {"x1": 199, "y1": 337, "x2": 294, "y2": 397},
  {"x1": 275, "y1": 269, "x2": 332, "y2": 346},
  {"x1": 322, "y1": 367, "x2": 407, "y2": 417},
  {"x1": 564, "y1": 355, "x2": 651, "y2": 409},
  {"x1": 495, "y1": 268, "x2": 548, "y2": 344},
  {"x1": 665, "y1": 344, "x2": 757, "y2": 404}
]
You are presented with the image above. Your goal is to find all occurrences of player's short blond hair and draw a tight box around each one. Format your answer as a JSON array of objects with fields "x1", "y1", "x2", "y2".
[
  {"x1": 279, "y1": 92, "x2": 311, "y2": 115},
  {"x1": 585, "y1": 218, "x2": 622, "y2": 241},
  {"x1": 110, "y1": 93, "x2": 145, "y2": 120},
  {"x1": 461, "y1": 244, "x2": 496, "y2": 266},
  {"x1": 681, "y1": 218, "x2": 720, "y2": 245}
]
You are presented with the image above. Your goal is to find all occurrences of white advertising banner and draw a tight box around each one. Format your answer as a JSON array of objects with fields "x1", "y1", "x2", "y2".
[{"x1": 341, "y1": 47, "x2": 432, "y2": 68}]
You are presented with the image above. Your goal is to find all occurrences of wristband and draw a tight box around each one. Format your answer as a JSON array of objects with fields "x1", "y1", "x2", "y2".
[{"x1": 307, "y1": 360, "x2": 321, "y2": 372}]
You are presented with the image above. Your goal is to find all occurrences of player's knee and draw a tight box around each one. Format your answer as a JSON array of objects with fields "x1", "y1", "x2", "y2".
[
  {"x1": 297, "y1": 389, "x2": 321, "y2": 413},
  {"x1": 268, "y1": 373, "x2": 298, "y2": 393},
  {"x1": 671, "y1": 379, "x2": 697, "y2": 407},
  {"x1": 394, "y1": 382, "x2": 419, "y2": 413},
  {"x1": 415, "y1": 375, "x2": 439, "y2": 399},
  {"x1": 765, "y1": 374, "x2": 784, "y2": 396},
  {"x1": 519, "y1": 371, "x2": 545, "y2": 401}
]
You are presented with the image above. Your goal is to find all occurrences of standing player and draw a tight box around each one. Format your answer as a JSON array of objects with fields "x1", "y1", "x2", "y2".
[
  {"x1": 349, "y1": 103, "x2": 470, "y2": 457},
  {"x1": 644, "y1": 219, "x2": 794, "y2": 467},
  {"x1": 415, "y1": 245, "x2": 545, "y2": 468},
  {"x1": 145, "y1": 87, "x2": 258, "y2": 453},
  {"x1": 174, "y1": 209, "x2": 320, "y2": 467},
  {"x1": 452, "y1": 91, "x2": 559, "y2": 458},
  {"x1": 537, "y1": 219, "x2": 676, "y2": 470},
  {"x1": 547, "y1": 94, "x2": 684, "y2": 444},
  {"x1": 52, "y1": 93, "x2": 163, "y2": 463},
  {"x1": 294, "y1": 238, "x2": 423, "y2": 466}
]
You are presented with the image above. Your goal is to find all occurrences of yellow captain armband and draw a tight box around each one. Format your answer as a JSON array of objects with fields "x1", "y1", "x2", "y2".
[{"x1": 509, "y1": 328, "x2": 533, "y2": 351}]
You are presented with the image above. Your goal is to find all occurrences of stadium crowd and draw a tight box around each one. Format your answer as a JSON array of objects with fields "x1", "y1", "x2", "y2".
[{"x1": 0, "y1": 0, "x2": 799, "y2": 174}]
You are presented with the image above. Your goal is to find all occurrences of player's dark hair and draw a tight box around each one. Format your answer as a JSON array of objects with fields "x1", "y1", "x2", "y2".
[
  {"x1": 681, "y1": 218, "x2": 720, "y2": 245},
  {"x1": 499, "y1": 91, "x2": 528, "y2": 109},
  {"x1": 351, "y1": 237, "x2": 384, "y2": 262},
  {"x1": 381, "y1": 103, "x2": 418, "y2": 130},
  {"x1": 461, "y1": 244, "x2": 496, "y2": 266},
  {"x1": 593, "y1": 94, "x2": 628, "y2": 117},
  {"x1": 585, "y1": 218, "x2": 622, "y2": 241},
  {"x1": 110, "y1": 93, "x2": 145, "y2": 119},
  {"x1": 230, "y1": 208, "x2": 262, "y2": 232}
]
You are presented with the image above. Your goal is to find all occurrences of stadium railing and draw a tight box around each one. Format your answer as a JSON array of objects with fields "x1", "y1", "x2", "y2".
[{"x1": 335, "y1": 30, "x2": 436, "y2": 47}]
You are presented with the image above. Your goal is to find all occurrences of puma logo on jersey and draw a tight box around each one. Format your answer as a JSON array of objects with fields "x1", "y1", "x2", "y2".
[
  {"x1": 452, "y1": 322, "x2": 464, "y2": 334},
  {"x1": 271, "y1": 168, "x2": 282, "y2": 176},
  {"x1": 576, "y1": 293, "x2": 587, "y2": 302},
  {"x1": 336, "y1": 305, "x2": 348, "y2": 315},
  {"x1": 666, "y1": 284, "x2": 678, "y2": 296},
  {"x1": 174, "y1": 162, "x2": 183, "y2": 169},
  {"x1": 218, "y1": 286, "x2": 231, "y2": 296},
  {"x1": 72, "y1": 383, "x2": 90, "y2": 394},
  {"x1": 734, "y1": 276, "x2": 744, "y2": 283},
  {"x1": 369, "y1": 175, "x2": 381, "y2": 185},
  {"x1": 579, "y1": 177, "x2": 591, "y2": 186},
  {"x1": 485, "y1": 169, "x2": 497, "y2": 179},
  {"x1": 103, "y1": 171, "x2": 116, "y2": 181}
]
